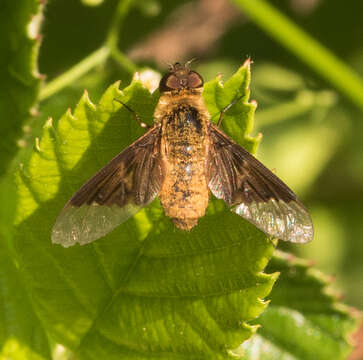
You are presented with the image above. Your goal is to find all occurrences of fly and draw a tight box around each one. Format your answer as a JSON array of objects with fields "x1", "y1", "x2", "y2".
[{"x1": 52, "y1": 62, "x2": 314, "y2": 247}]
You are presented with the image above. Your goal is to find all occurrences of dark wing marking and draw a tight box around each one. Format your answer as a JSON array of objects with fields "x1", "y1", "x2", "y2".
[
  {"x1": 52, "y1": 125, "x2": 164, "y2": 247},
  {"x1": 207, "y1": 123, "x2": 313, "y2": 243}
]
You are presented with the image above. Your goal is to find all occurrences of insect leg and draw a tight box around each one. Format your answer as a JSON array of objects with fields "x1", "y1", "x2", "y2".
[
  {"x1": 113, "y1": 99, "x2": 150, "y2": 129},
  {"x1": 217, "y1": 94, "x2": 244, "y2": 127}
]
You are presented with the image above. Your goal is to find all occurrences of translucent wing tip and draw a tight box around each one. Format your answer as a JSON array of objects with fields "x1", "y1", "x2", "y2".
[
  {"x1": 233, "y1": 199, "x2": 314, "y2": 243},
  {"x1": 52, "y1": 227, "x2": 80, "y2": 248},
  {"x1": 51, "y1": 205, "x2": 103, "y2": 247},
  {"x1": 51, "y1": 203, "x2": 141, "y2": 247},
  {"x1": 279, "y1": 200, "x2": 314, "y2": 243}
]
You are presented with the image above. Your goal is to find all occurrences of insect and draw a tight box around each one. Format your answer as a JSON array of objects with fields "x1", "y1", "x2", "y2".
[{"x1": 52, "y1": 62, "x2": 314, "y2": 247}]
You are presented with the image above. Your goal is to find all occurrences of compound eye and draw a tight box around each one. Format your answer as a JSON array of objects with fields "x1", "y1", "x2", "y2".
[
  {"x1": 159, "y1": 73, "x2": 180, "y2": 92},
  {"x1": 159, "y1": 67, "x2": 204, "y2": 92},
  {"x1": 187, "y1": 71, "x2": 203, "y2": 88}
]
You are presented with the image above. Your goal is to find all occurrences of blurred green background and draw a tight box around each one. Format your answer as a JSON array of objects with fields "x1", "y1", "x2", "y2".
[{"x1": 34, "y1": 0, "x2": 363, "y2": 309}]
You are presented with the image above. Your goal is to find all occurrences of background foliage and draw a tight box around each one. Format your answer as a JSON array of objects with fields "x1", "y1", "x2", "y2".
[{"x1": 1, "y1": 0, "x2": 363, "y2": 359}]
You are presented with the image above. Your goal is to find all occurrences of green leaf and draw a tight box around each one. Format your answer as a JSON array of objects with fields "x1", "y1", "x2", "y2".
[
  {"x1": 0, "y1": 0, "x2": 44, "y2": 176},
  {"x1": 242, "y1": 250, "x2": 358, "y2": 360},
  {"x1": 203, "y1": 59, "x2": 260, "y2": 153},
  {"x1": 0, "y1": 2, "x2": 47, "y2": 358},
  {"x1": 0, "y1": 239, "x2": 51, "y2": 360},
  {"x1": 13, "y1": 63, "x2": 277, "y2": 358}
]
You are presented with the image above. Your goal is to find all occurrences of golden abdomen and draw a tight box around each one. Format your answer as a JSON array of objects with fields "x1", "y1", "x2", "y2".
[
  {"x1": 159, "y1": 104, "x2": 209, "y2": 230},
  {"x1": 159, "y1": 154, "x2": 209, "y2": 230}
]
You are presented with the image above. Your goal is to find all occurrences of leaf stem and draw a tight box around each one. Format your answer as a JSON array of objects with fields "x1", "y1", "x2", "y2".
[
  {"x1": 106, "y1": 0, "x2": 134, "y2": 50},
  {"x1": 231, "y1": 0, "x2": 363, "y2": 111},
  {"x1": 106, "y1": 0, "x2": 136, "y2": 71},
  {"x1": 39, "y1": 46, "x2": 110, "y2": 101},
  {"x1": 40, "y1": 0, "x2": 136, "y2": 102}
]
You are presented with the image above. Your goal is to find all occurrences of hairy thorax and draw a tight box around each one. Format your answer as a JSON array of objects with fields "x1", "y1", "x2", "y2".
[{"x1": 155, "y1": 89, "x2": 210, "y2": 230}]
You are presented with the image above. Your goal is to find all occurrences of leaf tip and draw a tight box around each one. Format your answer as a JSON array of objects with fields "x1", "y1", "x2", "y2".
[
  {"x1": 27, "y1": 10, "x2": 44, "y2": 40},
  {"x1": 34, "y1": 137, "x2": 42, "y2": 152},
  {"x1": 64, "y1": 107, "x2": 78, "y2": 124},
  {"x1": 243, "y1": 57, "x2": 252, "y2": 68},
  {"x1": 270, "y1": 271, "x2": 280, "y2": 283},
  {"x1": 216, "y1": 73, "x2": 224, "y2": 86},
  {"x1": 81, "y1": 89, "x2": 96, "y2": 109},
  {"x1": 112, "y1": 81, "x2": 123, "y2": 97},
  {"x1": 250, "y1": 323, "x2": 261, "y2": 334},
  {"x1": 262, "y1": 298, "x2": 271, "y2": 306},
  {"x1": 44, "y1": 117, "x2": 53, "y2": 129}
]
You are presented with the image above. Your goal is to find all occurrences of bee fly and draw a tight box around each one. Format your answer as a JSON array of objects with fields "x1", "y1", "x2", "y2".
[{"x1": 52, "y1": 62, "x2": 314, "y2": 247}]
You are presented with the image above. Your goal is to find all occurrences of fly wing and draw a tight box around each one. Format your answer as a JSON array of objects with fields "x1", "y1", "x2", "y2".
[
  {"x1": 207, "y1": 123, "x2": 313, "y2": 243},
  {"x1": 52, "y1": 126, "x2": 164, "y2": 247}
]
